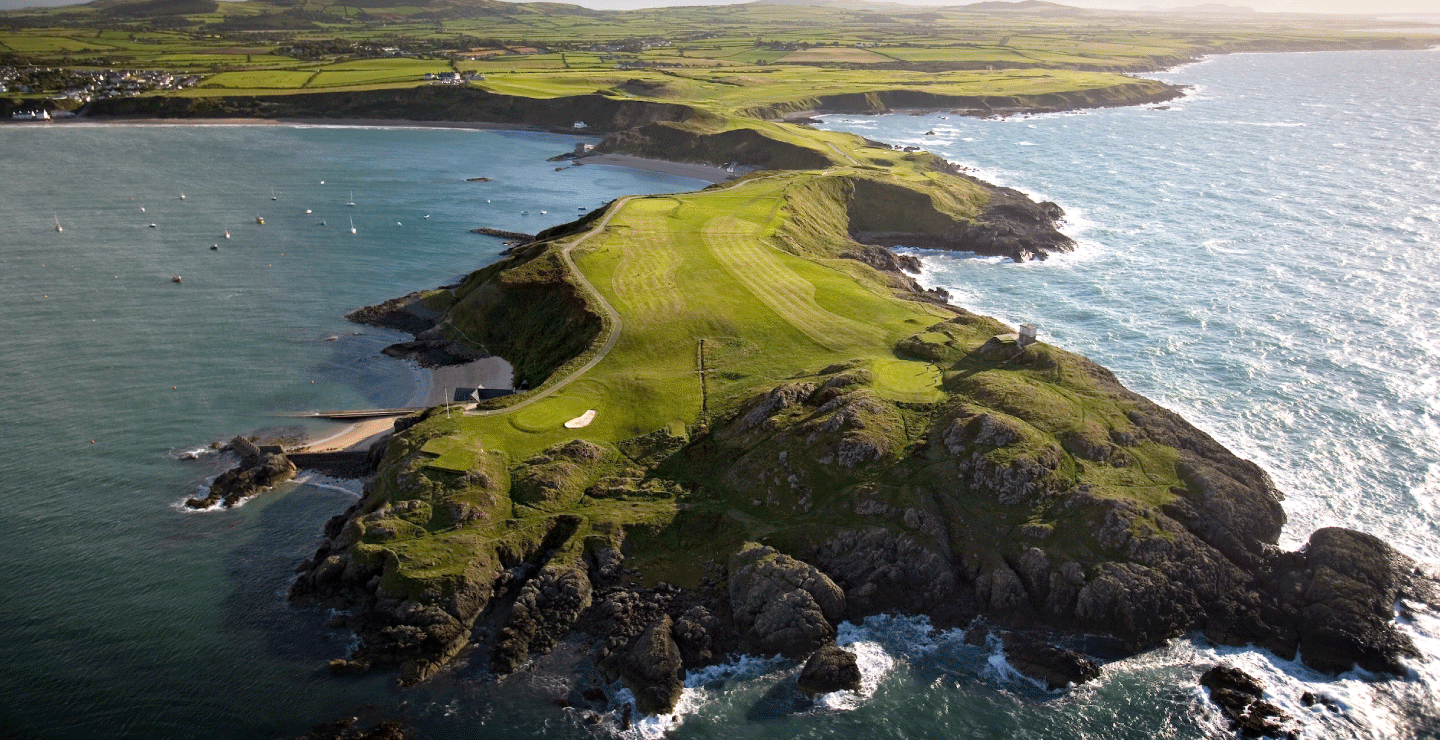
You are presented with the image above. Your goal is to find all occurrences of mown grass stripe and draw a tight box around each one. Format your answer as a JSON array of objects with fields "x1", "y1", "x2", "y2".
[{"x1": 703, "y1": 215, "x2": 886, "y2": 351}]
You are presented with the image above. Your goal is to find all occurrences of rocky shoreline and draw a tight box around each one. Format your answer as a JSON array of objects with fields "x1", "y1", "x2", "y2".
[{"x1": 287, "y1": 218, "x2": 1436, "y2": 731}]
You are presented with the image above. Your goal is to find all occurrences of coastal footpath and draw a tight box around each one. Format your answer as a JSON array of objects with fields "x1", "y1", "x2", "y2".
[{"x1": 231, "y1": 74, "x2": 1440, "y2": 724}]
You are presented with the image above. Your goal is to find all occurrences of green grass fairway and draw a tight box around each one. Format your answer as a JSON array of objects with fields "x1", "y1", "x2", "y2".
[
  {"x1": 441, "y1": 174, "x2": 955, "y2": 461},
  {"x1": 420, "y1": 434, "x2": 482, "y2": 473}
]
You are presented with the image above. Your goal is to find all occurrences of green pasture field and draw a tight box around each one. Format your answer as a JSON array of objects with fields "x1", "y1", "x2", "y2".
[
  {"x1": 1, "y1": 35, "x2": 109, "y2": 52},
  {"x1": 298, "y1": 57, "x2": 450, "y2": 87},
  {"x1": 876, "y1": 46, "x2": 1044, "y2": 64},
  {"x1": 152, "y1": 54, "x2": 288, "y2": 66},
  {"x1": 167, "y1": 81, "x2": 428, "y2": 96},
  {"x1": 0, "y1": 3, "x2": 1431, "y2": 101},
  {"x1": 319, "y1": 57, "x2": 449, "y2": 71},
  {"x1": 308, "y1": 68, "x2": 432, "y2": 86},
  {"x1": 201, "y1": 69, "x2": 316, "y2": 88},
  {"x1": 772, "y1": 47, "x2": 894, "y2": 65},
  {"x1": 471, "y1": 66, "x2": 1158, "y2": 115},
  {"x1": 460, "y1": 54, "x2": 574, "y2": 72},
  {"x1": 466, "y1": 71, "x2": 634, "y2": 98},
  {"x1": 684, "y1": 48, "x2": 791, "y2": 65}
]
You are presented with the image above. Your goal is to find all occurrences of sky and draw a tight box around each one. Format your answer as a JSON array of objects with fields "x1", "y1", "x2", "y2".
[{"x1": 3, "y1": 0, "x2": 1439, "y2": 18}]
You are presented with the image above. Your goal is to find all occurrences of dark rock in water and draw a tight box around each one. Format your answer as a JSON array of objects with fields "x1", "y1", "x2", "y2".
[
  {"x1": 797, "y1": 644, "x2": 862, "y2": 696},
  {"x1": 381, "y1": 339, "x2": 484, "y2": 368},
  {"x1": 185, "y1": 440, "x2": 296, "y2": 509},
  {"x1": 619, "y1": 616, "x2": 684, "y2": 716},
  {"x1": 729, "y1": 543, "x2": 845, "y2": 658},
  {"x1": 327, "y1": 658, "x2": 372, "y2": 677},
  {"x1": 1257, "y1": 527, "x2": 1422, "y2": 675},
  {"x1": 1200, "y1": 665, "x2": 1295, "y2": 739},
  {"x1": 1000, "y1": 632, "x2": 1100, "y2": 690},
  {"x1": 470, "y1": 227, "x2": 534, "y2": 242},
  {"x1": 346, "y1": 290, "x2": 442, "y2": 336},
  {"x1": 294, "y1": 716, "x2": 409, "y2": 740},
  {"x1": 844, "y1": 163, "x2": 1077, "y2": 262},
  {"x1": 1300, "y1": 691, "x2": 1340, "y2": 712}
]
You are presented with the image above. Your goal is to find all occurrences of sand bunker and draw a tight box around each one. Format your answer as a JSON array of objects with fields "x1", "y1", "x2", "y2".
[{"x1": 564, "y1": 409, "x2": 597, "y2": 429}]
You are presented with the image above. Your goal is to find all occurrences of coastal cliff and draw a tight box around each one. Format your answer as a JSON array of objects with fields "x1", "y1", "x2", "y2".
[{"x1": 290, "y1": 130, "x2": 1434, "y2": 710}]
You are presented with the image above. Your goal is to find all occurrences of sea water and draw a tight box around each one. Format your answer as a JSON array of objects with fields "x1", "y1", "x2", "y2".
[
  {"x1": 2, "y1": 48, "x2": 1439, "y2": 740},
  {"x1": 813, "y1": 48, "x2": 1440, "y2": 739},
  {"x1": 0, "y1": 124, "x2": 708, "y2": 739}
]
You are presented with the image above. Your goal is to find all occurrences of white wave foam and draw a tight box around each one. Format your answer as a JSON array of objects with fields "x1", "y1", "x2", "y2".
[
  {"x1": 976, "y1": 632, "x2": 1067, "y2": 694},
  {"x1": 1203, "y1": 238, "x2": 1250, "y2": 255},
  {"x1": 1202, "y1": 120, "x2": 1307, "y2": 128},
  {"x1": 609, "y1": 653, "x2": 787, "y2": 738},
  {"x1": 293, "y1": 472, "x2": 364, "y2": 498},
  {"x1": 813, "y1": 638, "x2": 893, "y2": 711}
]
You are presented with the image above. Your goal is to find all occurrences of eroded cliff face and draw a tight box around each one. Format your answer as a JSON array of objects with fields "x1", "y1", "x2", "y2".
[{"x1": 845, "y1": 172, "x2": 1076, "y2": 262}]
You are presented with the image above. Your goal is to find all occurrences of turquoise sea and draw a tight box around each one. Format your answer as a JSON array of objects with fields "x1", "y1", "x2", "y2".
[{"x1": 3, "y1": 49, "x2": 1439, "y2": 739}]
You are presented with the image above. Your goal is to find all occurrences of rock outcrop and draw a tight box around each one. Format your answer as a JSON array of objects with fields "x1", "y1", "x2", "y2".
[
  {"x1": 797, "y1": 644, "x2": 862, "y2": 696},
  {"x1": 1200, "y1": 665, "x2": 1294, "y2": 739},
  {"x1": 1001, "y1": 632, "x2": 1101, "y2": 690},
  {"x1": 729, "y1": 544, "x2": 846, "y2": 658},
  {"x1": 846, "y1": 171, "x2": 1075, "y2": 262},
  {"x1": 185, "y1": 436, "x2": 296, "y2": 509},
  {"x1": 618, "y1": 616, "x2": 685, "y2": 716},
  {"x1": 1251, "y1": 527, "x2": 1422, "y2": 674},
  {"x1": 490, "y1": 566, "x2": 593, "y2": 674}
]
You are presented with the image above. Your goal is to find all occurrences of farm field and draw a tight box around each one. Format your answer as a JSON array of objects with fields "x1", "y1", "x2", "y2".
[{"x1": 2, "y1": 0, "x2": 1432, "y2": 102}]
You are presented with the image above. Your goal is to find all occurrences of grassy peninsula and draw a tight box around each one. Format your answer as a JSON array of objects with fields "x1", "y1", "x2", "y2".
[
  {"x1": 290, "y1": 36, "x2": 1429, "y2": 710},
  {"x1": 13, "y1": 0, "x2": 1435, "y2": 721}
]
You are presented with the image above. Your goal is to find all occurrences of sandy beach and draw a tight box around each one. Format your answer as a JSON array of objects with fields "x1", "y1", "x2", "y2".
[
  {"x1": 301, "y1": 417, "x2": 398, "y2": 453},
  {"x1": 298, "y1": 355, "x2": 516, "y2": 453}
]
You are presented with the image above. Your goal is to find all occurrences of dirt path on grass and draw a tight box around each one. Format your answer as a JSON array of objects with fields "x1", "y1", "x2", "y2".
[{"x1": 470, "y1": 175, "x2": 773, "y2": 418}]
